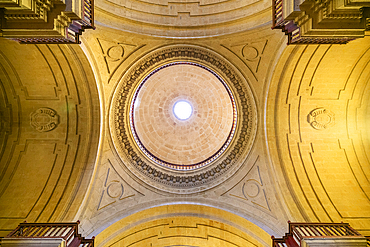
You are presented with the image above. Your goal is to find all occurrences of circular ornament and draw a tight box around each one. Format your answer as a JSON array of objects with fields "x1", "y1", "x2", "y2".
[
  {"x1": 307, "y1": 108, "x2": 335, "y2": 130},
  {"x1": 243, "y1": 181, "x2": 260, "y2": 198},
  {"x1": 30, "y1": 107, "x2": 59, "y2": 132},
  {"x1": 110, "y1": 45, "x2": 257, "y2": 193}
]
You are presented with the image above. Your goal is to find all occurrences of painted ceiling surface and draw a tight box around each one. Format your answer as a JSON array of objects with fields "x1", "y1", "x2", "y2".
[{"x1": 0, "y1": 1, "x2": 369, "y2": 246}]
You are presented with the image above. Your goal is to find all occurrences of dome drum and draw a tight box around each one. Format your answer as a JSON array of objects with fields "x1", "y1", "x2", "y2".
[{"x1": 110, "y1": 45, "x2": 257, "y2": 193}]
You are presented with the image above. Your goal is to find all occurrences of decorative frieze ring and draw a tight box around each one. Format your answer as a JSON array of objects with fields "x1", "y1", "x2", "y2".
[{"x1": 110, "y1": 45, "x2": 257, "y2": 193}]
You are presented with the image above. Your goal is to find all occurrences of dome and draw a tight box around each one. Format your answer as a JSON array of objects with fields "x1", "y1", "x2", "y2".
[
  {"x1": 110, "y1": 45, "x2": 257, "y2": 193},
  {"x1": 130, "y1": 62, "x2": 236, "y2": 170}
]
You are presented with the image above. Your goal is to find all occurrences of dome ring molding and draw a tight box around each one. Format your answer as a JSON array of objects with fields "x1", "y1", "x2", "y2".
[{"x1": 110, "y1": 45, "x2": 257, "y2": 193}]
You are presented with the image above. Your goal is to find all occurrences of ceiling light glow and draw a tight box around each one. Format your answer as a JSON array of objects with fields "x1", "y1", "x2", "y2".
[{"x1": 173, "y1": 101, "x2": 192, "y2": 120}]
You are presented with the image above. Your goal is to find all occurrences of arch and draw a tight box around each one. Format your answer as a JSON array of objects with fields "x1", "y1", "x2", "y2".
[
  {"x1": 0, "y1": 39, "x2": 101, "y2": 229},
  {"x1": 95, "y1": 204, "x2": 271, "y2": 247},
  {"x1": 266, "y1": 37, "x2": 370, "y2": 235}
]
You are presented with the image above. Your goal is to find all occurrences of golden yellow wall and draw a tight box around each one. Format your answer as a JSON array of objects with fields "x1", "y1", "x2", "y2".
[
  {"x1": 95, "y1": 204, "x2": 271, "y2": 247},
  {"x1": 267, "y1": 37, "x2": 370, "y2": 236},
  {"x1": 0, "y1": 39, "x2": 100, "y2": 236}
]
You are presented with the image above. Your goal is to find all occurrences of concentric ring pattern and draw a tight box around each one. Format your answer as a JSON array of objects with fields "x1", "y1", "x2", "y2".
[
  {"x1": 130, "y1": 63, "x2": 236, "y2": 170},
  {"x1": 111, "y1": 46, "x2": 256, "y2": 192}
]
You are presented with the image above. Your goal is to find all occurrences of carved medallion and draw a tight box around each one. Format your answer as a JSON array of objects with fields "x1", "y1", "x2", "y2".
[
  {"x1": 307, "y1": 108, "x2": 335, "y2": 130},
  {"x1": 30, "y1": 108, "x2": 59, "y2": 132}
]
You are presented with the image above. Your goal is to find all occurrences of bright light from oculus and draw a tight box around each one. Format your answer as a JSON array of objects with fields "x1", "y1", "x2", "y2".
[{"x1": 173, "y1": 100, "x2": 193, "y2": 120}]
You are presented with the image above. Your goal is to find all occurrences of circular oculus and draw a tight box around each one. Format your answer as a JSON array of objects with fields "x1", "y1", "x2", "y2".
[{"x1": 173, "y1": 100, "x2": 193, "y2": 120}]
